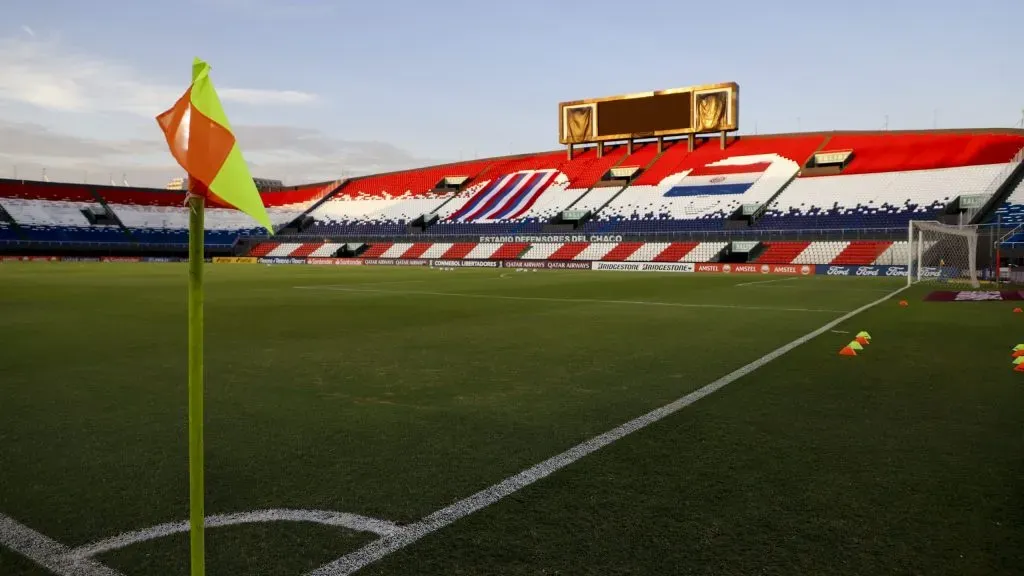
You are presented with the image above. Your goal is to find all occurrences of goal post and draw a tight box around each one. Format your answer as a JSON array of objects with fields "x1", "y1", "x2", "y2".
[{"x1": 907, "y1": 220, "x2": 980, "y2": 289}]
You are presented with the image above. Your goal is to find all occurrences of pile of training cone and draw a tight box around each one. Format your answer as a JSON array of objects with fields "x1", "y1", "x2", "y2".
[
  {"x1": 839, "y1": 331, "x2": 872, "y2": 356},
  {"x1": 1012, "y1": 344, "x2": 1024, "y2": 372}
]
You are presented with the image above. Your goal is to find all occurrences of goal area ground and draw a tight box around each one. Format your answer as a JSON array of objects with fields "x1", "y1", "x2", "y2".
[{"x1": 1, "y1": 263, "x2": 1022, "y2": 575}]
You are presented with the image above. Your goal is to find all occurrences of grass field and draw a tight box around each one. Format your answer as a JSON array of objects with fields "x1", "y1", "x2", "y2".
[{"x1": 1, "y1": 262, "x2": 1022, "y2": 575}]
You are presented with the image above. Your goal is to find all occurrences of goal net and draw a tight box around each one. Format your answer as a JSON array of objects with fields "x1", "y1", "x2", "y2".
[{"x1": 907, "y1": 220, "x2": 980, "y2": 288}]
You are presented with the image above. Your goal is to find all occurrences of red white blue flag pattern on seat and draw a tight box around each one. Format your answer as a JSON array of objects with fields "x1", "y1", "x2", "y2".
[
  {"x1": 664, "y1": 162, "x2": 770, "y2": 197},
  {"x1": 448, "y1": 169, "x2": 558, "y2": 221}
]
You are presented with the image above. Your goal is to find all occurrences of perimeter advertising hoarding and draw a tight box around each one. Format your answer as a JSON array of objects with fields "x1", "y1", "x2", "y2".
[
  {"x1": 431, "y1": 260, "x2": 502, "y2": 268},
  {"x1": 258, "y1": 257, "x2": 305, "y2": 265},
  {"x1": 212, "y1": 257, "x2": 258, "y2": 264},
  {"x1": 362, "y1": 259, "x2": 429, "y2": 266},
  {"x1": 592, "y1": 262, "x2": 695, "y2": 273},
  {"x1": 694, "y1": 263, "x2": 815, "y2": 275},
  {"x1": 816, "y1": 265, "x2": 909, "y2": 277},
  {"x1": 504, "y1": 260, "x2": 591, "y2": 270},
  {"x1": 306, "y1": 258, "x2": 363, "y2": 266},
  {"x1": 0, "y1": 256, "x2": 61, "y2": 262}
]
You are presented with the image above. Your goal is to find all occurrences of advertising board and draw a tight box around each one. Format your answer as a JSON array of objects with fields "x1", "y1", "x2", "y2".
[
  {"x1": 503, "y1": 260, "x2": 591, "y2": 270},
  {"x1": 212, "y1": 257, "x2": 257, "y2": 264},
  {"x1": 816, "y1": 265, "x2": 909, "y2": 277},
  {"x1": 695, "y1": 263, "x2": 814, "y2": 275},
  {"x1": 362, "y1": 259, "x2": 429, "y2": 267},
  {"x1": 591, "y1": 262, "x2": 695, "y2": 273},
  {"x1": 306, "y1": 258, "x2": 363, "y2": 266},
  {"x1": 431, "y1": 260, "x2": 501, "y2": 268}
]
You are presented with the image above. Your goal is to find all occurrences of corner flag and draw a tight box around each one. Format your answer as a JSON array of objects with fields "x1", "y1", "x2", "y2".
[
  {"x1": 155, "y1": 58, "x2": 273, "y2": 576},
  {"x1": 157, "y1": 57, "x2": 273, "y2": 232}
]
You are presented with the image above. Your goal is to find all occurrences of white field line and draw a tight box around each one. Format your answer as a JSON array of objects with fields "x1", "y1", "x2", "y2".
[
  {"x1": 305, "y1": 285, "x2": 909, "y2": 576},
  {"x1": 0, "y1": 513, "x2": 125, "y2": 576},
  {"x1": 293, "y1": 285, "x2": 850, "y2": 314},
  {"x1": 734, "y1": 277, "x2": 799, "y2": 287},
  {"x1": 751, "y1": 285, "x2": 896, "y2": 293},
  {"x1": 308, "y1": 280, "x2": 426, "y2": 288},
  {"x1": 68, "y1": 509, "x2": 403, "y2": 560}
]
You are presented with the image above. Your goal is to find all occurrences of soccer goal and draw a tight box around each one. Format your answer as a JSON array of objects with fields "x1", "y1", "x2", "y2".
[{"x1": 907, "y1": 220, "x2": 980, "y2": 288}]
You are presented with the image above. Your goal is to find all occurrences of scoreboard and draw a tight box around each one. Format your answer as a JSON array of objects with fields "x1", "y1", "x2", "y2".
[{"x1": 559, "y1": 82, "x2": 739, "y2": 145}]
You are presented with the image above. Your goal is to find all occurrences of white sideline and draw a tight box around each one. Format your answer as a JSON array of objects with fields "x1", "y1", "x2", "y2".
[
  {"x1": 293, "y1": 285, "x2": 850, "y2": 314},
  {"x1": 69, "y1": 509, "x2": 404, "y2": 560},
  {"x1": 0, "y1": 514, "x2": 125, "y2": 576},
  {"x1": 305, "y1": 285, "x2": 909, "y2": 576}
]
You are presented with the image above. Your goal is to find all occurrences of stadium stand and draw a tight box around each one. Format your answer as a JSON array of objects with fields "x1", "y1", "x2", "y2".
[
  {"x1": 581, "y1": 135, "x2": 826, "y2": 233},
  {"x1": 428, "y1": 150, "x2": 607, "y2": 235},
  {"x1": 4, "y1": 130, "x2": 1024, "y2": 265},
  {"x1": 989, "y1": 173, "x2": 1024, "y2": 224},
  {"x1": 0, "y1": 180, "x2": 128, "y2": 244},
  {"x1": 757, "y1": 133, "x2": 1023, "y2": 230},
  {"x1": 305, "y1": 159, "x2": 498, "y2": 236},
  {"x1": 256, "y1": 239, "x2": 909, "y2": 265},
  {"x1": 755, "y1": 241, "x2": 812, "y2": 264},
  {"x1": 0, "y1": 179, "x2": 339, "y2": 248},
  {"x1": 103, "y1": 181, "x2": 338, "y2": 246}
]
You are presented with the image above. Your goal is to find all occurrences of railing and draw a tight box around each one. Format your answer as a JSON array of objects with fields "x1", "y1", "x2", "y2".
[
  {"x1": 969, "y1": 145, "x2": 1024, "y2": 223},
  {"x1": 267, "y1": 226, "x2": 912, "y2": 244},
  {"x1": 997, "y1": 223, "x2": 1023, "y2": 245}
]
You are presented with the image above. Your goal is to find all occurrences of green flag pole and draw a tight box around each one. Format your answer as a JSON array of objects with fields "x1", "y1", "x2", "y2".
[{"x1": 187, "y1": 183, "x2": 206, "y2": 576}]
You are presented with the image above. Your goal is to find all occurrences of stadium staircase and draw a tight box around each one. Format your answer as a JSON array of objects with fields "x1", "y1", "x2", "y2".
[
  {"x1": 282, "y1": 180, "x2": 348, "y2": 232},
  {"x1": 86, "y1": 187, "x2": 135, "y2": 242},
  {"x1": 0, "y1": 203, "x2": 26, "y2": 241},
  {"x1": 973, "y1": 147, "x2": 1024, "y2": 225},
  {"x1": 0, "y1": 203, "x2": 18, "y2": 227}
]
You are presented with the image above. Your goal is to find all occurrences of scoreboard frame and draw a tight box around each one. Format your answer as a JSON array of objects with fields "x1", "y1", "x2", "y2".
[{"x1": 558, "y1": 82, "x2": 739, "y2": 146}]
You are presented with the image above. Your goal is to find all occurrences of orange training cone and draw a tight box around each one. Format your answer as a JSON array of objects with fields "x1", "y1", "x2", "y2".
[
  {"x1": 899, "y1": 300, "x2": 909, "y2": 307},
  {"x1": 1012, "y1": 350, "x2": 1024, "y2": 358},
  {"x1": 1014, "y1": 363, "x2": 1024, "y2": 373},
  {"x1": 855, "y1": 336, "x2": 870, "y2": 346},
  {"x1": 839, "y1": 346, "x2": 857, "y2": 357},
  {"x1": 1015, "y1": 308, "x2": 1023, "y2": 314}
]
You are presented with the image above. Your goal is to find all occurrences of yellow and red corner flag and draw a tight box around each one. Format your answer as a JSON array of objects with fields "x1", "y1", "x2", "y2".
[
  {"x1": 156, "y1": 57, "x2": 273, "y2": 233},
  {"x1": 155, "y1": 58, "x2": 275, "y2": 576}
]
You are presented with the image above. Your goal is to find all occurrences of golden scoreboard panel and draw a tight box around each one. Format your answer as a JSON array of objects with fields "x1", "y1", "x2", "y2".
[{"x1": 559, "y1": 82, "x2": 739, "y2": 145}]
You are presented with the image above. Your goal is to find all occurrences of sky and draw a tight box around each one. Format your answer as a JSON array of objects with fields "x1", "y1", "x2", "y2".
[{"x1": 0, "y1": 0, "x2": 1021, "y2": 187}]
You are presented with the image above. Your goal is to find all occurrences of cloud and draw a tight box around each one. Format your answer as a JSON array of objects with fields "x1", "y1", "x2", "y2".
[
  {"x1": 0, "y1": 121, "x2": 439, "y2": 187},
  {"x1": 219, "y1": 125, "x2": 439, "y2": 181},
  {"x1": 0, "y1": 35, "x2": 319, "y2": 116},
  {"x1": 218, "y1": 89, "x2": 316, "y2": 106},
  {"x1": 0, "y1": 120, "x2": 165, "y2": 159},
  {"x1": 0, "y1": 34, "x2": 440, "y2": 187},
  {"x1": 20, "y1": 25, "x2": 34, "y2": 38}
]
